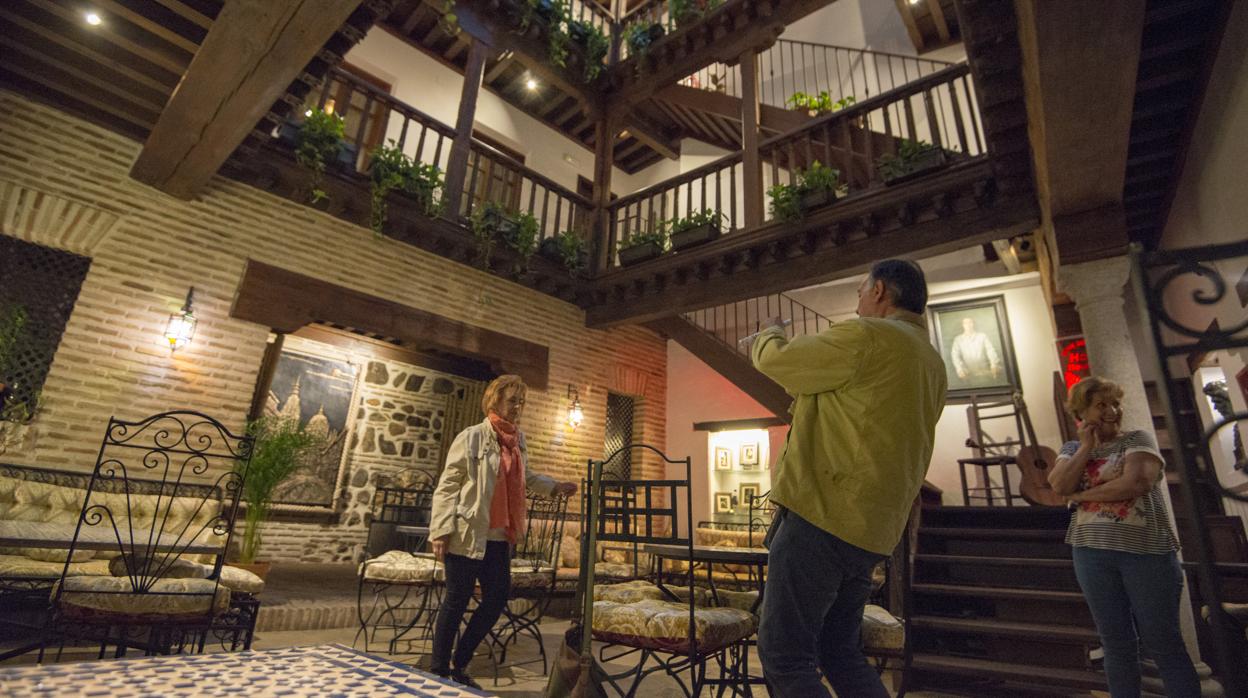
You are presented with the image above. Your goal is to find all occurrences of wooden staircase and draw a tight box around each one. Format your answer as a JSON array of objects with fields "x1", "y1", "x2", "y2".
[{"x1": 908, "y1": 506, "x2": 1109, "y2": 695}]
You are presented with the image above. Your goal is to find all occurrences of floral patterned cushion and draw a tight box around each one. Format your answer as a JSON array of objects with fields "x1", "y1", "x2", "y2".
[
  {"x1": 861, "y1": 604, "x2": 904, "y2": 651},
  {"x1": 594, "y1": 562, "x2": 637, "y2": 580},
  {"x1": 0, "y1": 553, "x2": 111, "y2": 579},
  {"x1": 54, "y1": 576, "x2": 230, "y2": 620},
  {"x1": 592, "y1": 599, "x2": 756, "y2": 654},
  {"x1": 713, "y1": 589, "x2": 759, "y2": 613},
  {"x1": 594, "y1": 580, "x2": 666, "y2": 604},
  {"x1": 360, "y1": 550, "x2": 440, "y2": 584},
  {"x1": 510, "y1": 559, "x2": 555, "y2": 590},
  {"x1": 218, "y1": 565, "x2": 265, "y2": 594}
]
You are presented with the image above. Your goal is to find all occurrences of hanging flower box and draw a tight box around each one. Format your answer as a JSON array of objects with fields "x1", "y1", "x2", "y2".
[
  {"x1": 880, "y1": 147, "x2": 948, "y2": 186},
  {"x1": 669, "y1": 221, "x2": 721, "y2": 251},
  {"x1": 798, "y1": 187, "x2": 837, "y2": 213},
  {"x1": 618, "y1": 241, "x2": 665, "y2": 266}
]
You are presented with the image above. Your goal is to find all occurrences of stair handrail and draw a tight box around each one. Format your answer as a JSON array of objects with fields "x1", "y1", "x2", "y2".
[{"x1": 683, "y1": 291, "x2": 837, "y2": 359}]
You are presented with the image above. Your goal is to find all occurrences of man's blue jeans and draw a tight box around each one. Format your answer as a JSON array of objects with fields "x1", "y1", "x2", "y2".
[
  {"x1": 758, "y1": 509, "x2": 889, "y2": 697},
  {"x1": 1071, "y1": 546, "x2": 1200, "y2": 698}
]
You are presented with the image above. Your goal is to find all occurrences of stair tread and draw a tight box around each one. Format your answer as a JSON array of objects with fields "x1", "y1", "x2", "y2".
[
  {"x1": 911, "y1": 653, "x2": 1107, "y2": 689},
  {"x1": 913, "y1": 615, "x2": 1099, "y2": 642},
  {"x1": 920, "y1": 527, "x2": 1066, "y2": 540},
  {"x1": 913, "y1": 582, "x2": 1085, "y2": 602},
  {"x1": 917, "y1": 553, "x2": 1073, "y2": 567}
]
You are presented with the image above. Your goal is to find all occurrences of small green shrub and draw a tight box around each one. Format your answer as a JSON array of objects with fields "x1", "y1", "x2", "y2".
[
  {"x1": 876, "y1": 139, "x2": 941, "y2": 181},
  {"x1": 552, "y1": 230, "x2": 585, "y2": 271},
  {"x1": 367, "y1": 141, "x2": 444, "y2": 236},
  {"x1": 768, "y1": 160, "x2": 841, "y2": 221},
  {"x1": 666, "y1": 209, "x2": 725, "y2": 235},
  {"x1": 295, "y1": 108, "x2": 344, "y2": 203},
  {"x1": 619, "y1": 228, "x2": 669, "y2": 251},
  {"x1": 786, "y1": 91, "x2": 856, "y2": 115},
  {"x1": 583, "y1": 24, "x2": 610, "y2": 82}
]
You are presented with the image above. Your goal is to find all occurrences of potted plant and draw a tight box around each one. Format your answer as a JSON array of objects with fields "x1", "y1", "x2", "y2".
[
  {"x1": 234, "y1": 416, "x2": 322, "y2": 579},
  {"x1": 582, "y1": 24, "x2": 610, "y2": 82},
  {"x1": 500, "y1": 211, "x2": 539, "y2": 274},
  {"x1": 624, "y1": 21, "x2": 664, "y2": 57},
  {"x1": 295, "y1": 107, "x2": 345, "y2": 204},
  {"x1": 470, "y1": 201, "x2": 521, "y2": 269},
  {"x1": 877, "y1": 139, "x2": 948, "y2": 185},
  {"x1": 366, "y1": 142, "x2": 445, "y2": 236},
  {"x1": 767, "y1": 161, "x2": 842, "y2": 221},
  {"x1": 539, "y1": 230, "x2": 588, "y2": 273},
  {"x1": 667, "y1": 209, "x2": 726, "y2": 251},
  {"x1": 617, "y1": 229, "x2": 668, "y2": 266},
  {"x1": 786, "y1": 92, "x2": 856, "y2": 117},
  {"x1": 567, "y1": 18, "x2": 591, "y2": 45}
]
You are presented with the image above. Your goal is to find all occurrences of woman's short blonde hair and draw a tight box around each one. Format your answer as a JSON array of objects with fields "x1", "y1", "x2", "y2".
[
  {"x1": 1066, "y1": 376, "x2": 1124, "y2": 419},
  {"x1": 482, "y1": 375, "x2": 527, "y2": 417}
]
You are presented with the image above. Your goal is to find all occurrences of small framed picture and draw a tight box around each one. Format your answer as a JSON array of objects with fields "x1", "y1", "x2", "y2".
[
  {"x1": 739, "y1": 482, "x2": 760, "y2": 505},
  {"x1": 714, "y1": 492, "x2": 734, "y2": 513},
  {"x1": 714, "y1": 446, "x2": 732, "y2": 470},
  {"x1": 740, "y1": 442, "x2": 759, "y2": 468}
]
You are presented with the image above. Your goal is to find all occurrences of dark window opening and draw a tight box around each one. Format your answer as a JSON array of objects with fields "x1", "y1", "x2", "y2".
[{"x1": 603, "y1": 392, "x2": 636, "y2": 480}]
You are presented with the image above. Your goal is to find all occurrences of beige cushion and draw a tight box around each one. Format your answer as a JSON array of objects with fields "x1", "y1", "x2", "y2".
[
  {"x1": 0, "y1": 553, "x2": 110, "y2": 579},
  {"x1": 22, "y1": 546, "x2": 95, "y2": 563},
  {"x1": 360, "y1": 550, "x2": 439, "y2": 584},
  {"x1": 594, "y1": 562, "x2": 637, "y2": 579},
  {"x1": 218, "y1": 565, "x2": 265, "y2": 594},
  {"x1": 714, "y1": 588, "x2": 759, "y2": 613},
  {"x1": 54, "y1": 576, "x2": 230, "y2": 620},
  {"x1": 594, "y1": 580, "x2": 667, "y2": 604},
  {"x1": 108, "y1": 555, "x2": 205, "y2": 579},
  {"x1": 861, "y1": 604, "x2": 904, "y2": 651},
  {"x1": 559, "y1": 534, "x2": 581, "y2": 568},
  {"x1": 592, "y1": 599, "x2": 756, "y2": 653},
  {"x1": 510, "y1": 559, "x2": 555, "y2": 590}
]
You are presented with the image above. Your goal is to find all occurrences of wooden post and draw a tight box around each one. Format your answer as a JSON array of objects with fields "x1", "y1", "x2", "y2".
[
  {"x1": 740, "y1": 48, "x2": 763, "y2": 228},
  {"x1": 443, "y1": 39, "x2": 491, "y2": 218},
  {"x1": 592, "y1": 114, "x2": 619, "y2": 273},
  {"x1": 247, "y1": 332, "x2": 286, "y2": 422}
]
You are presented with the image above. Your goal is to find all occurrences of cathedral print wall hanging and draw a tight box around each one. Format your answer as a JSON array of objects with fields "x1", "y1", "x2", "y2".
[{"x1": 264, "y1": 348, "x2": 361, "y2": 511}]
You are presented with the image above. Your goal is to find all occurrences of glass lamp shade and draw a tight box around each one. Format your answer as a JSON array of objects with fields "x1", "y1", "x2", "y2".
[
  {"x1": 164, "y1": 311, "x2": 196, "y2": 350},
  {"x1": 567, "y1": 399, "x2": 584, "y2": 429}
]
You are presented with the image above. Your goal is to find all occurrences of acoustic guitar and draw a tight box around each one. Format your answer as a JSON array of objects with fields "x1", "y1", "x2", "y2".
[{"x1": 1013, "y1": 391, "x2": 1066, "y2": 507}]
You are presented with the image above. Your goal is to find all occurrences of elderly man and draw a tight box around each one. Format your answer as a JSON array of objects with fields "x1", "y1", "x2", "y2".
[{"x1": 750, "y1": 259, "x2": 947, "y2": 697}]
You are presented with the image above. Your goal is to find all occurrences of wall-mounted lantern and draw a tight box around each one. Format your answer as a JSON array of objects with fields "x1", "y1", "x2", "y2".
[
  {"x1": 567, "y1": 384, "x2": 584, "y2": 430},
  {"x1": 163, "y1": 288, "x2": 197, "y2": 351}
]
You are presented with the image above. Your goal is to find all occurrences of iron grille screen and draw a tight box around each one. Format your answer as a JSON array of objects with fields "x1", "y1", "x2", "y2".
[
  {"x1": 0, "y1": 237, "x2": 91, "y2": 412},
  {"x1": 603, "y1": 392, "x2": 635, "y2": 480}
]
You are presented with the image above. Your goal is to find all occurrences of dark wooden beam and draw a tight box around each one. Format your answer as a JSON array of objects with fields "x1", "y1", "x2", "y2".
[
  {"x1": 740, "y1": 48, "x2": 763, "y2": 228},
  {"x1": 895, "y1": 0, "x2": 925, "y2": 52},
  {"x1": 130, "y1": 0, "x2": 365, "y2": 199},
  {"x1": 592, "y1": 115, "x2": 620, "y2": 272},
  {"x1": 443, "y1": 38, "x2": 491, "y2": 217},
  {"x1": 153, "y1": 0, "x2": 213, "y2": 29},
  {"x1": 483, "y1": 53, "x2": 515, "y2": 84},
  {"x1": 22, "y1": 0, "x2": 190, "y2": 75},
  {"x1": 231, "y1": 259, "x2": 550, "y2": 389},
  {"x1": 655, "y1": 83, "x2": 809, "y2": 134},
  {"x1": 929, "y1": 0, "x2": 952, "y2": 44},
  {"x1": 0, "y1": 34, "x2": 167, "y2": 114},
  {"x1": 625, "y1": 108, "x2": 681, "y2": 161}
]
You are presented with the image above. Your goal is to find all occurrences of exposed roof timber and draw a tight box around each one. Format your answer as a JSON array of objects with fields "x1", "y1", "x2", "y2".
[
  {"x1": 625, "y1": 108, "x2": 681, "y2": 160},
  {"x1": 894, "y1": 0, "x2": 925, "y2": 52},
  {"x1": 655, "y1": 83, "x2": 808, "y2": 135},
  {"x1": 91, "y1": 0, "x2": 200, "y2": 53},
  {"x1": 152, "y1": 0, "x2": 214, "y2": 29},
  {"x1": 130, "y1": 0, "x2": 365, "y2": 199},
  {"x1": 23, "y1": 0, "x2": 189, "y2": 75}
]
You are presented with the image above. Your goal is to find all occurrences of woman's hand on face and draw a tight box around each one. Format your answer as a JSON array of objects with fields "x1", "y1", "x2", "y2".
[
  {"x1": 1078, "y1": 420, "x2": 1101, "y2": 451},
  {"x1": 554, "y1": 481, "x2": 578, "y2": 497},
  {"x1": 432, "y1": 535, "x2": 449, "y2": 562}
]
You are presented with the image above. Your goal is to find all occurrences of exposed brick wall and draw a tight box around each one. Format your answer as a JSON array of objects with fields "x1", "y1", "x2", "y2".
[{"x1": 0, "y1": 91, "x2": 668, "y2": 560}]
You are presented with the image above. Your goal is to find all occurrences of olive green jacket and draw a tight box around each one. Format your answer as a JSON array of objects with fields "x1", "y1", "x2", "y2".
[
  {"x1": 429, "y1": 419, "x2": 557, "y2": 560},
  {"x1": 751, "y1": 311, "x2": 947, "y2": 555}
]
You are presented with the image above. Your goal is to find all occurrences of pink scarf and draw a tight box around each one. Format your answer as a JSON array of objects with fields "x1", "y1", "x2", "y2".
[{"x1": 487, "y1": 413, "x2": 526, "y2": 543}]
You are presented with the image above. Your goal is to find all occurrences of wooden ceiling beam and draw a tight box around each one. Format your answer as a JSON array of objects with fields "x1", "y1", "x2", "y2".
[
  {"x1": 23, "y1": 0, "x2": 189, "y2": 75},
  {"x1": 625, "y1": 108, "x2": 681, "y2": 160},
  {"x1": 894, "y1": 0, "x2": 925, "y2": 53},
  {"x1": 929, "y1": 0, "x2": 952, "y2": 43},
  {"x1": 152, "y1": 0, "x2": 213, "y2": 29},
  {"x1": 130, "y1": 0, "x2": 365, "y2": 199},
  {"x1": 0, "y1": 35, "x2": 167, "y2": 114},
  {"x1": 484, "y1": 53, "x2": 515, "y2": 84},
  {"x1": 0, "y1": 56, "x2": 157, "y2": 129},
  {"x1": 92, "y1": 0, "x2": 200, "y2": 53}
]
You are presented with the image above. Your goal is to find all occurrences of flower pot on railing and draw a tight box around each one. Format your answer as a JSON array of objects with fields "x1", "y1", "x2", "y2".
[
  {"x1": 618, "y1": 241, "x2": 664, "y2": 266},
  {"x1": 568, "y1": 21, "x2": 590, "y2": 46},
  {"x1": 538, "y1": 236, "x2": 563, "y2": 263},
  {"x1": 882, "y1": 148, "x2": 948, "y2": 186},
  {"x1": 669, "y1": 222, "x2": 721, "y2": 251},
  {"x1": 331, "y1": 143, "x2": 359, "y2": 174},
  {"x1": 648, "y1": 23, "x2": 665, "y2": 42},
  {"x1": 277, "y1": 117, "x2": 300, "y2": 147},
  {"x1": 798, "y1": 187, "x2": 838, "y2": 213}
]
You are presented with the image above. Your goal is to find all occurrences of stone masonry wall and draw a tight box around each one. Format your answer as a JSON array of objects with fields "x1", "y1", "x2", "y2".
[{"x1": 0, "y1": 91, "x2": 668, "y2": 561}]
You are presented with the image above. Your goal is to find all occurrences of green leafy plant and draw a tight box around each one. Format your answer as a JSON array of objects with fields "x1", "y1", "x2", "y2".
[
  {"x1": 504, "y1": 211, "x2": 540, "y2": 274},
  {"x1": 236, "y1": 416, "x2": 322, "y2": 565},
  {"x1": 876, "y1": 139, "x2": 942, "y2": 181},
  {"x1": 583, "y1": 23, "x2": 610, "y2": 82},
  {"x1": 437, "y1": 0, "x2": 459, "y2": 35},
  {"x1": 768, "y1": 160, "x2": 841, "y2": 221},
  {"x1": 470, "y1": 201, "x2": 511, "y2": 269},
  {"x1": 786, "y1": 91, "x2": 855, "y2": 115},
  {"x1": 367, "y1": 141, "x2": 444, "y2": 236},
  {"x1": 0, "y1": 304, "x2": 28, "y2": 389},
  {"x1": 618, "y1": 228, "x2": 669, "y2": 251},
  {"x1": 546, "y1": 0, "x2": 570, "y2": 68},
  {"x1": 708, "y1": 71, "x2": 727, "y2": 93},
  {"x1": 668, "y1": 0, "x2": 722, "y2": 28},
  {"x1": 551, "y1": 230, "x2": 585, "y2": 271},
  {"x1": 624, "y1": 22, "x2": 659, "y2": 57},
  {"x1": 666, "y1": 209, "x2": 725, "y2": 235},
  {"x1": 295, "y1": 108, "x2": 345, "y2": 204}
]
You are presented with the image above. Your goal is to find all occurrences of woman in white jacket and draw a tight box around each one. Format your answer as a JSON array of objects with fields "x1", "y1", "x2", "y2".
[{"x1": 427, "y1": 375, "x2": 576, "y2": 688}]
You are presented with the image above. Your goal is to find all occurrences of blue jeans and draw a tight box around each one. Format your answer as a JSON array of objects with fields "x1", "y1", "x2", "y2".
[
  {"x1": 430, "y1": 540, "x2": 511, "y2": 673},
  {"x1": 1071, "y1": 546, "x2": 1200, "y2": 698},
  {"x1": 758, "y1": 509, "x2": 889, "y2": 697}
]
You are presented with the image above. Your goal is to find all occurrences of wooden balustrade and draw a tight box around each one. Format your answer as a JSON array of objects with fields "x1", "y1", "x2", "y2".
[
  {"x1": 602, "y1": 63, "x2": 982, "y2": 268},
  {"x1": 303, "y1": 66, "x2": 590, "y2": 246},
  {"x1": 682, "y1": 39, "x2": 954, "y2": 110},
  {"x1": 684, "y1": 291, "x2": 836, "y2": 358}
]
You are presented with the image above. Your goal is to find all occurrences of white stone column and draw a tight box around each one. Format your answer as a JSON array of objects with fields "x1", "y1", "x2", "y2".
[{"x1": 1060, "y1": 255, "x2": 1203, "y2": 660}]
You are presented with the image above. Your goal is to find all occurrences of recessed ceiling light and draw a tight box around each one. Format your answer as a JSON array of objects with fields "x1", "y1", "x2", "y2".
[
  {"x1": 908, "y1": 0, "x2": 921, "y2": 5},
  {"x1": 526, "y1": 78, "x2": 538, "y2": 90},
  {"x1": 84, "y1": 11, "x2": 102, "y2": 25},
  {"x1": 305, "y1": 109, "x2": 313, "y2": 117}
]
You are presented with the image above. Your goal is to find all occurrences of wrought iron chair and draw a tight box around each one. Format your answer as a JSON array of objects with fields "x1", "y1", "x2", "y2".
[
  {"x1": 862, "y1": 497, "x2": 919, "y2": 697},
  {"x1": 355, "y1": 469, "x2": 439, "y2": 655},
  {"x1": 487, "y1": 492, "x2": 569, "y2": 680},
  {"x1": 44, "y1": 411, "x2": 253, "y2": 659},
  {"x1": 584, "y1": 444, "x2": 757, "y2": 697}
]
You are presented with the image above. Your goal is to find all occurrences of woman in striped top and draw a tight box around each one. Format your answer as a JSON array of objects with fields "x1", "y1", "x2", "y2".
[{"x1": 1048, "y1": 376, "x2": 1199, "y2": 697}]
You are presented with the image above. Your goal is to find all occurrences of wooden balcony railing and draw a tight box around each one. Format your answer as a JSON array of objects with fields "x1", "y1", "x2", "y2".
[
  {"x1": 308, "y1": 66, "x2": 590, "y2": 244},
  {"x1": 684, "y1": 291, "x2": 836, "y2": 359},
  {"x1": 602, "y1": 62, "x2": 982, "y2": 268},
  {"x1": 682, "y1": 40, "x2": 954, "y2": 111}
]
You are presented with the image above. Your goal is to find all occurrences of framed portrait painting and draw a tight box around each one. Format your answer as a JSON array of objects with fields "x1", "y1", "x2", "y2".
[
  {"x1": 928, "y1": 295, "x2": 1021, "y2": 401},
  {"x1": 714, "y1": 492, "x2": 734, "y2": 513},
  {"x1": 714, "y1": 446, "x2": 732, "y2": 470},
  {"x1": 739, "y1": 482, "x2": 761, "y2": 506}
]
